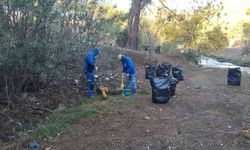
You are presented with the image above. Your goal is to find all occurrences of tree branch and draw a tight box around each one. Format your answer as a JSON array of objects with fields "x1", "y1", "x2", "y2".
[{"x1": 159, "y1": 0, "x2": 175, "y2": 14}]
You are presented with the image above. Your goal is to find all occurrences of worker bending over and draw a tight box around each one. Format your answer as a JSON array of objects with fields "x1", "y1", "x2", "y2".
[{"x1": 118, "y1": 54, "x2": 137, "y2": 95}]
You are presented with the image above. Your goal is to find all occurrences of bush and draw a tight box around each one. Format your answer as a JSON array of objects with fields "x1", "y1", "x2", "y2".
[
  {"x1": 0, "y1": 0, "x2": 108, "y2": 96},
  {"x1": 182, "y1": 50, "x2": 200, "y2": 64},
  {"x1": 161, "y1": 42, "x2": 177, "y2": 53},
  {"x1": 197, "y1": 26, "x2": 228, "y2": 52},
  {"x1": 116, "y1": 29, "x2": 128, "y2": 47}
]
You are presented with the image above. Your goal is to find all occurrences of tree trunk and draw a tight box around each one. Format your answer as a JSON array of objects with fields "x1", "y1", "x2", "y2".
[{"x1": 127, "y1": 0, "x2": 142, "y2": 50}]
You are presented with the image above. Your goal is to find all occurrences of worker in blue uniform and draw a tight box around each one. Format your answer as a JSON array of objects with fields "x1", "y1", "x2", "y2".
[
  {"x1": 118, "y1": 54, "x2": 137, "y2": 94},
  {"x1": 84, "y1": 48, "x2": 100, "y2": 97}
]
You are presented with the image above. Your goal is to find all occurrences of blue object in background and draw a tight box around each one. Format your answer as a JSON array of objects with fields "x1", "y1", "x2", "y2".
[
  {"x1": 122, "y1": 88, "x2": 131, "y2": 96},
  {"x1": 31, "y1": 140, "x2": 40, "y2": 149}
]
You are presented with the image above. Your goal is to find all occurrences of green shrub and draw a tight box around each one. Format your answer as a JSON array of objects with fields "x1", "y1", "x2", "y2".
[
  {"x1": 182, "y1": 50, "x2": 200, "y2": 64},
  {"x1": 116, "y1": 29, "x2": 128, "y2": 47},
  {"x1": 161, "y1": 42, "x2": 177, "y2": 53}
]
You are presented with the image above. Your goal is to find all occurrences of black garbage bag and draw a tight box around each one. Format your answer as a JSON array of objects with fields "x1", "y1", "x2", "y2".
[
  {"x1": 156, "y1": 63, "x2": 172, "y2": 77},
  {"x1": 172, "y1": 66, "x2": 184, "y2": 81},
  {"x1": 170, "y1": 78, "x2": 178, "y2": 96},
  {"x1": 145, "y1": 65, "x2": 156, "y2": 79},
  {"x1": 227, "y1": 67, "x2": 241, "y2": 86},
  {"x1": 150, "y1": 77, "x2": 171, "y2": 103},
  {"x1": 156, "y1": 66, "x2": 165, "y2": 77},
  {"x1": 162, "y1": 62, "x2": 172, "y2": 77}
]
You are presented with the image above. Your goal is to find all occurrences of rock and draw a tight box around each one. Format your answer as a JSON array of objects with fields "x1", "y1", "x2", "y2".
[{"x1": 194, "y1": 86, "x2": 202, "y2": 89}]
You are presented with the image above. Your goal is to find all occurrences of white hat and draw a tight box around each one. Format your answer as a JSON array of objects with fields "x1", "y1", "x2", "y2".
[{"x1": 118, "y1": 54, "x2": 123, "y2": 60}]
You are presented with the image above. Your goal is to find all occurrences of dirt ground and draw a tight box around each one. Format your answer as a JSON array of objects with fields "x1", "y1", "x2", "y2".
[{"x1": 45, "y1": 51, "x2": 250, "y2": 150}]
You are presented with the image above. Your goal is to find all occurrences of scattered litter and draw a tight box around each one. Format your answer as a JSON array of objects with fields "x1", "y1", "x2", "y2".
[
  {"x1": 194, "y1": 86, "x2": 202, "y2": 89},
  {"x1": 74, "y1": 79, "x2": 79, "y2": 84},
  {"x1": 45, "y1": 147, "x2": 52, "y2": 150},
  {"x1": 30, "y1": 140, "x2": 40, "y2": 149},
  {"x1": 145, "y1": 116, "x2": 151, "y2": 120},
  {"x1": 241, "y1": 128, "x2": 250, "y2": 138},
  {"x1": 16, "y1": 122, "x2": 23, "y2": 132},
  {"x1": 228, "y1": 126, "x2": 232, "y2": 129},
  {"x1": 28, "y1": 97, "x2": 37, "y2": 102}
]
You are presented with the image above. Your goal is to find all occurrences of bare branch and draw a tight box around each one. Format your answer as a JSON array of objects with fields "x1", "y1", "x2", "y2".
[{"x1": 159, "y1": 0, "x2": 175, "y2": 14}]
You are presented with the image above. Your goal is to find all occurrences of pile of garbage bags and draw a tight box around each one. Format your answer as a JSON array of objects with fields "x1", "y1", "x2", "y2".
[{"x1": 145, "y1": 63, "x2": 184, "y2": 103}]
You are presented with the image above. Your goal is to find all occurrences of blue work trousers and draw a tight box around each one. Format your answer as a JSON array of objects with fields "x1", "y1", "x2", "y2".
[
  {"x1": 126, "y1": 74, "x2": 137, "y2": 94},
  {"x1": 85, "y1": 72, "x2": 95, "y2": 97}
]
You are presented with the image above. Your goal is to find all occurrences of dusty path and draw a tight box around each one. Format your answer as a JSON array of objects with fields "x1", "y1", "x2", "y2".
[{"x1": 48, "y1": 51, "x2": 250, "y2": 150}]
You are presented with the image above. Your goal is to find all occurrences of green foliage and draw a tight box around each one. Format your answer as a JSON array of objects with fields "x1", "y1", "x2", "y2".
[
  {"x1": 161, "y1": 42, "x2": 177, "y2": 52},
  {"x1": 242, "y1": 6, "x2": 250, "y2": 51},
  {"x1": 197, "y1": 26, "x2": 228, "y2": 51},
  {"x1": 228, "y1": 22, "x2": 244, "y2": 38},
  {"x1": 182, "y1": 50, "x2": 199, "y2": 64},
  {"x1": 139, "y1": 17, "x2": 159, "y2": 49},
  {"x1": 246, "y1": 7, "x2": 250, "y2": 16},
  {"x1": 243, "y1": 22, "x2": 250, "y2": 39},
  {"x1": 100, "y1": 4, "x2": 127, "y2": 39},
  {"x1": 154, "y1": 0, "x2": 226, "y2": 52},
  {"x1": 0, "y1": 0, "x2": 126, "y2": 95},
  {"x1": 116, "y1": 29, "x2": 128, "y2": 47}
]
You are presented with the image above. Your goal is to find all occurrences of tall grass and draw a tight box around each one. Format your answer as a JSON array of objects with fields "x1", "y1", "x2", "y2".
[{"x1": 34, "y1": 103, "x2": 102, "y2": 138}]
